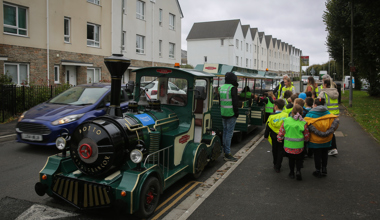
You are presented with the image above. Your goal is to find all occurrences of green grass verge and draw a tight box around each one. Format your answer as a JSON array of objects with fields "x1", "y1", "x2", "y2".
[{"x1": 341, "y1": 90, "x2": 380, "y2": 142}]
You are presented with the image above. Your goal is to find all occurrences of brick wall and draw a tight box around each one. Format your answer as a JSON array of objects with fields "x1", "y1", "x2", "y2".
[{"x1": 1, "y1": 44, "x2": 176, "y2": 85}]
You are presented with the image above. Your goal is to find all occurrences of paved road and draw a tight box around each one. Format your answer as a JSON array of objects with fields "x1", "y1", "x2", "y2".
[{"x1": 0, "y1": 125, "x2": 264, "y2": 220}]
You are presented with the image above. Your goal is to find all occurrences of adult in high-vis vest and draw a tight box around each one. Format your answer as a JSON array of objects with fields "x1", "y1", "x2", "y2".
[
  {"x1": 305, "y1": 97, "x2": 339, "y2": 177},
  {"x1": 277, "y1": 105, "x2": 310, "y2": 180},
  {"x1": 239, "y1": 86, "x2": 254, "y2": 106},
  {"x1": 264, "y1": 99, "x2": 288, "y2": 173},
  {"x1": 219, "y1": 72, "x2": 239, "y2": 162},
  {"x1": 305, "y1": 76, "x2": 317, "y2": 94},
  {"x1": 318, "y1": 78, "x2": 340, "y2": 157},
  {"x1": 280, "y1": 78, "x2": 296, "y2": 99},
  {"x1": 274, "y1": 75, "x2": 292, "y2": 99}
]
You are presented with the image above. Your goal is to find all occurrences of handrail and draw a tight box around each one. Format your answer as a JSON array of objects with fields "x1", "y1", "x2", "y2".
[{"x1": 144, "y1": 145, "x2": 174, "y2": 176}]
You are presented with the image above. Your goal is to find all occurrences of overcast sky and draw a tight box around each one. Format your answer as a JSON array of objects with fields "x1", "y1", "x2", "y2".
[{"x1": 179, "y1": 0, "x2": 329, "y2": 68}]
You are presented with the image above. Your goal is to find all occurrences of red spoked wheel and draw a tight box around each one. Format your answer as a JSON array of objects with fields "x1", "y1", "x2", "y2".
[
  {"x1": 79, "y1": 144, "x2": 92, "y2": 159},
  {"x1": 135, "y1": 177, "x2": 160, "y2": 218}
]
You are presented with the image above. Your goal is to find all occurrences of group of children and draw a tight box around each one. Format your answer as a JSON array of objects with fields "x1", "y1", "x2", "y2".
[{"x1": 263, "y1": 90, "x2": 339, "y2": 181}]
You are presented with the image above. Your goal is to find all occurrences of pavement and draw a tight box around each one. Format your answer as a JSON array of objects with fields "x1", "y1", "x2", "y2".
[
  {"x1": 0, "y1": 119, "x2": 17, "y2": 141},
  {"x1": 184, "y1": 105, "x2": 380, "y2": 219}
]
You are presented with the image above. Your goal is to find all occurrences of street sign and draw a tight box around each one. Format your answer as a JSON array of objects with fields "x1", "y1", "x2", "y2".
[
  {"x1": 300, "y1": 56, "x2": 309, "y2": 66},
  {"x1": 311, "y1": 68, "x2": 315, "y2": 75}
]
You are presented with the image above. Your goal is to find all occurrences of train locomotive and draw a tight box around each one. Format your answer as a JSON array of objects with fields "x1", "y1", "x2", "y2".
[{"x1": 35, "y1": 54, "x2": 221, "y2": 218}]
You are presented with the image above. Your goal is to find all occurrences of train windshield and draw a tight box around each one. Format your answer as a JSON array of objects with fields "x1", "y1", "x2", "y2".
[{"x1": 139, "y1": 76, "x2": 188, "y2": 106}]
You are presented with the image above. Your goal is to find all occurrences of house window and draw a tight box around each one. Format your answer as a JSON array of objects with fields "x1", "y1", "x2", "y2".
[
  {"x1": 204, "y1": 56, "x2": 207, "y2": 63},
  {"x1": 246, "y1": 43, "x2": 248, "y2": 52},
  {"x1": 87, "y1": 0, "x2": 100, "y2": 5},
  {"x1": 169, "y1": 13, "x2": 175, "y2": 30},
  {"x1": 4, "y1": 63, "x2": 29, "y2": 85},
  {"x1": 261, "y1": 61, "x2": 263, "y2": 68},
  {"x1": 236, "y1": 39, "x2": 239, "y2": 49},
  {"x1": 64, "y1": 17, "x2": 70, "y2": 43},
  {"x1": 87, "y1": 23, "x2": 100, "y2": 47},
  {"x1": 254, "y1": 45, "x2": 256, "y2": 53},
  {"x1": 54, "y1": 65, "x2": 60, "y2": 83},
  {"x1": 136, "y1": 0, "x2": 145, "y2": 20},
  {"x1": 236, "y1": 56, "x2": 239, "y2": 65},
  {"x1": 122, "y1": 31, "x2": 126, "y2": 50},
  {"x1": 250, "y1": 45, "x2": 252, "y2": 53},
  {"x1": 3, "y1": 3, "x2": 28, "y2": 36},
  {"x1": 254, "y1": 59, "x2": 256, "y2": 67},
  {"x1": 221, "y1": 39, "x2": 224, "y2": 46},
  {"x1": 159, "y1": 9, "x2": 162, "y2": 26},
  {"x1": 136, "y1": 35, "x2": 145, "y2": 54},
  {"x1": 169, "y1": 43, "x2": 175, "y2": 58},
  {"x1": 159, "y1": 40, "x2": 162, "y2": 57},
  {"x1": 241, "y1": 41, "x2": 242, "y2": 51},
  {"x1": 246, "y1": 58, "x2": 248, "y2": 67},
  {"x1": 87, "y1": 68, "x2": 100, "y2": 83}
]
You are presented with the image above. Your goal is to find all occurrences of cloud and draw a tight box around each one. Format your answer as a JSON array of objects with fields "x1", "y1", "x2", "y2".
[{"x1": 179, "y1": 0, "x2": 329, "y2": 65}]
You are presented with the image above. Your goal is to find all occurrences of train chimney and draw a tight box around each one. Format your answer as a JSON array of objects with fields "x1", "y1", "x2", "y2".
[{"x1": 104, "y1": 54, "x2": 131, "y2": 117}]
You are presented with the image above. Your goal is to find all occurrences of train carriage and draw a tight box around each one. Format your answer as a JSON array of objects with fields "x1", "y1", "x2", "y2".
[
  {"x1": 35, "y1": 55, "x2": 221, "y2": 218},
  {"x1": 196, "y1": 63, "x2": 281, "y2": 142}
]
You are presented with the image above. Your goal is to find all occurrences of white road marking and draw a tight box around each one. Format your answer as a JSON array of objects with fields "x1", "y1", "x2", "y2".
[
  {"x1": 0, "y1": 134, "x2": 16, "y2": 139},
  {"x1": 15, "y1": 204, "x2": 78, "y2": 220}
]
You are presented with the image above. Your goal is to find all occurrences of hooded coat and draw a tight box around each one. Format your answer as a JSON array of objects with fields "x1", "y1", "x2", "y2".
[
  {"x1": 304, "y1": 105, "x2": 339, "y2": 148},
  {"x1": 318, "y1": 88, "x2": 339, "y2": 100},
  {"x1": 223, "y1": 72, "x2": 239, "y2": 118}
]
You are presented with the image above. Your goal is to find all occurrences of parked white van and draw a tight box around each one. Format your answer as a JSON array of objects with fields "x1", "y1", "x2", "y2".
[{"x1": 344, "y1": 76, "x2": 355, "y2": 89}]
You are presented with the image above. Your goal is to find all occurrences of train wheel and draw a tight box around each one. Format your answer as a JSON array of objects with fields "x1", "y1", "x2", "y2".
[
  {"x1": 135, "y1": 177, "x2": 160, "y2": 219},
  {"x1": 208, "y1": 140, "x2": 221, "y2": 167},
  {"x1": 193, "y1": 148, "x2": 208, "y2": 179}
]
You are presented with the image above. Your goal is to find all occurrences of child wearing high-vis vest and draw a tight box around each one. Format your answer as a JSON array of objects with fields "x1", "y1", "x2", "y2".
[
  {"x1": 259, "y1": 91, "x2": 276, "y2": 122},
  {"x1": 264, "y1": 99, "x2": 288, "y2": 173},
  {"x1": 277, "y1": 105, "x2": 310, "y2": 180}
]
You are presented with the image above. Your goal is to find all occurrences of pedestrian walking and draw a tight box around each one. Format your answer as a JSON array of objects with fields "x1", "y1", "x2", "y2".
[
  {"x1": 219, "y1": 72, "x2": 239, "y2": 162},
  {"x1": 304, "y1": 98, "x2": 339, "y2": 178},
  {"x1": 277, "y1": 104, "x2": 309, "y2": 180},
  {"x1": 318, "y1": 78, "x2": 339, "y2": 156},
  {"x1": 264, "y1": 99, "x2": 288, "y2": 173}
]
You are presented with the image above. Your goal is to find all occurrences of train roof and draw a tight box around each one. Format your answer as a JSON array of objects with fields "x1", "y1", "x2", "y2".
[{"x1": 132, "y1": 66, "x2": 215, "y2": 78}]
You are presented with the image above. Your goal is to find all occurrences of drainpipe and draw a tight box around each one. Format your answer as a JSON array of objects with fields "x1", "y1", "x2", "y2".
[
  {"x1": 151, "y1": 1, "x2": 155, "y2": 66},
  {"x1": 46, "y1": 0, "x2": 49, "y2": 86}
]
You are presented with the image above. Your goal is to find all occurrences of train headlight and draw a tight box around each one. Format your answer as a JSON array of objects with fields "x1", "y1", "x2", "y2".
[
  {"x1": 55, "y1": 137, "x2": 66, "y2": 150},
  {"x1": 130, "y1": 150, "x2": 143, "y2": 163}
]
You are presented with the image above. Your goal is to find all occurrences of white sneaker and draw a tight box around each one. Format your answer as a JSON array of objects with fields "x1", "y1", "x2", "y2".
[{"x1": 328, "y1": 149, "x2": 338, "y2": 156}]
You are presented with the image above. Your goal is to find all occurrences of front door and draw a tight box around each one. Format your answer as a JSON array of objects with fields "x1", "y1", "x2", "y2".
[{"x1": 66, "y1": 66, "x2": 77, "y2": 86}]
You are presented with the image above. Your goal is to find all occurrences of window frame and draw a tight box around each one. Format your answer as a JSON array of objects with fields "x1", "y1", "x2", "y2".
[
  {"x1": 236, "y1": 39, "x2": 239, "y2": 49},
  {"x1": 169, "y1": 42, "x2": 175, "y2": 58},
  {"x1": 4, "y1": 63, "x2": 29, "y2": 85},
  {"x1": 159, "y1": 9, "x2": 163, "y2": 26},
  {"x1": 64, "y1": 17, "x2": 70, "y2": 43},
  {"x1": 136, "y1": 35, "x2": 145, "y2": 54},
  {"x1": 54, "y1": 65, "x2": 60, "y2": 84},
  {"x1": 169, "y1": 13, "x2": 175, "y2": 30},
  {"x1": 3, "y1": 2, "x2": 28, "y2": 36},
  {"x1": 159, "y1": 40, "x2": 162, "y2": 57},
  {"x1": 136, "y1": 0, "x2": 145, "y2": 20},
  {"x1": 87, "y1": 23, "x2": 100, "y2": 48},
  {"x1": 86, "y1": 67, "x2": 101, "y2": 83},
  {"x1": 87, "y1": 0, "x2": 100, "y2": 5},
  {"x1": 122, "y1": 31, "x2": 126, "y2": 50}
]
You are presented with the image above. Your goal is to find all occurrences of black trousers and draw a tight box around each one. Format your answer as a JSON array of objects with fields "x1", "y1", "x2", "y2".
[
  {"x1": 264, "y1": 112, "x2": 271, "y2": 123},
  {"x1": 270, "y1": 132, "x2": 284, "y2": 169},
  {"x1": 313, "y1": 148, "x2": 328, "y2": 170},
  {"x1": 287, "y1": 153, "x2": 303, "y2": 172},
  {"x1": 328, "y1": 134, "x2": 337, "y2": 150}
]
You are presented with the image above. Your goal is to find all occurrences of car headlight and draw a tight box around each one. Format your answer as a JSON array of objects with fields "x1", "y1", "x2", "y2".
[
  {"x1": 55, "y1": 137, "x2": 66, "y2": 150},
  {"x1": 130, "y1": 149, "x2": 143, "y2": 163},
  {"x1": 51, "y1": 113, "x2": 84, "y2": 125},
  {"x1": 18, "y1": 111, "x2": 27, "y2": 122}
]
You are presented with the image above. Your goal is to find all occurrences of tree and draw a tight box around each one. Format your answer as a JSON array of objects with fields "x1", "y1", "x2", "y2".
[{"x1": 323, "y1": 0, "x2": 380, "y2": 96}]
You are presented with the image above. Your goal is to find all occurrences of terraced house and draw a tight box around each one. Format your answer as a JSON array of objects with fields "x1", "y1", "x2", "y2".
[
  {"x1": 187, "y1": 19, "x2": 302, "y2": 77},
  {"x1": 0, "y1": 0, "x2": 183, "y2": 86}
]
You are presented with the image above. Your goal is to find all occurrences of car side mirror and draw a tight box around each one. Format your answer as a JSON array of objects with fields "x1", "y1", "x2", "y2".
[{"x1": 126, "y1": 81, "x2": 135, "y2": 93}]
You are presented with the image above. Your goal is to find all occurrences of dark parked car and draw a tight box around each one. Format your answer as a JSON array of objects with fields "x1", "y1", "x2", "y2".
[{"x1": 16, "y1": 83, "x2": 129, "y2": 146}]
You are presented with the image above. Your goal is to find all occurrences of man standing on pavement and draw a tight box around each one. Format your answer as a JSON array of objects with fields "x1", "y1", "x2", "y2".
[
  {"x1": 219, "y1": 72, "x2": 239, "y2": 162},
  {"x1": 318, "y1": 78, "x2": 339, "y2": 156},
  {"x1": 274, "y1": 74, "x2": 291, "y2": 99}
]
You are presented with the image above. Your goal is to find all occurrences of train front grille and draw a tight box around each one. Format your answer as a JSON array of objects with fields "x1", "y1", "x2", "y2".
[{"x1": 52, "y1": 176, "x2": 113, "y2": 209}]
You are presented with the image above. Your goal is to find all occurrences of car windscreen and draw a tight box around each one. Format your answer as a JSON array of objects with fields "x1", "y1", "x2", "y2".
[
  {"x1": 141, "y1": 82, "x2": 155, "y2": 89},
  {"x1": 48, "y1": 87, "x2": 109, "y2": 105}
]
